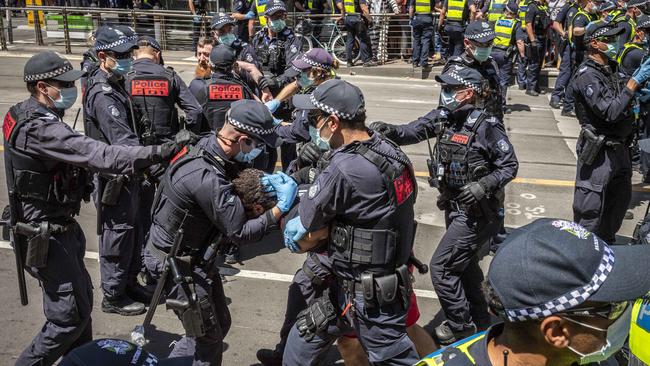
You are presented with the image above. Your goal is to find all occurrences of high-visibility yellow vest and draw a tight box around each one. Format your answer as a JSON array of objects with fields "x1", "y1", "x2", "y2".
[
  {"x1": 518, "y1": 0, "x2": 528, "y2": 27},
  {"x1": 415, "y1": 332, "x2": 486, "y2": 365},
  {"x1": 447, "y1": 0, "x2": 467, "y2": 22},
  {"x1": 344, "y1": 0, "x2": 356, "y2": 14},
  {"x1": 255, "y1": 0, "x2": 267, "y2": 26},
  {"x1": 494, "y1": 16, "x2": 518, "y2": 48},
  {"x1": 415, "y1": 0, "x2": 431, "y2": 14},
  {"x1": 607, "y1": 10, "x2": 636, "y2": 42},
  {"x1": 488, "y1": 0, "x2": 507, "y2": 22},
  {"x1": 630, "y1": 297, "x2": 650, "y2": 364},
  {"x1": 568, "y1": 9, "x2": 595, "y2": 44},
  {"x1": 617, "y1": 42, "x2": 643, "y2": 64}
]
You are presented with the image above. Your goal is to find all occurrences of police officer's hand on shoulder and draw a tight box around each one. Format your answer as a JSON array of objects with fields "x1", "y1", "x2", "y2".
[
  {"x1": 369, "y1": 121, "x2": 398, "y2": 140},
  {"x1": 157, "y1": 129, "x2": 199, "y2": 161},
  {"x1": 174, "y1": 129, "x2": 200, "y2": 146}
]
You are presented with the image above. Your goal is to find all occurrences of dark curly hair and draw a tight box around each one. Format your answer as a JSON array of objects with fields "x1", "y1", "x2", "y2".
[{"x1": 232, "y1": 168, "x2": 277, "y2": 218}]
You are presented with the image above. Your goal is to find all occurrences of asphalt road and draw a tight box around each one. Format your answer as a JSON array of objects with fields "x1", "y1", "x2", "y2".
[{"x1": 0, "y1": 52, "x2": 647, "y2": 365}]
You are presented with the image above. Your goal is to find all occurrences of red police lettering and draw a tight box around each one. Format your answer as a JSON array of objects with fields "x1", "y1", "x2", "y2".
[
  {"x1": 209, "y1": 84, "x2": 244, "y2": 100},
  {"x1": 450, "y1": 133, "x2": 470, "y2": 145},
  {"x1": 3, "y1": 112, "x2": 16, "y2": 141},
  {"x1": 131, "y1": 79, "x2": 170, "y2": 97},
  {"x1": 393, "y1": 169, "x2": 414, "y2": 205}
]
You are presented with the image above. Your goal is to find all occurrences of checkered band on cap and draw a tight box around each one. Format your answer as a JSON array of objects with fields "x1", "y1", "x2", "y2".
[
  {"x1": 24, "y1": 63, "x2": 73, "y2": 82},
  {"x1": 586, "y1": 26, "x2": 616, "y2": 41},
  {"x1": 505, "y1": 244, "x2": 616, "y2": 322},
  {"x1": 265, "y1": 4, "x2": 286, "y2": 14},
  {"x1": 466, "y1": 30, "x2": 495, "y2": 40},
  {"x1": 300, "y1": 54, "x2": 331, "y2": 69},
  {"x1": 227, "y1": 114, "x2": 275, "y2": 135},
  {"x1": 95, "y1": 36, "x2": 131, "y2": 51},
  {"x1": 448, "y1": 69, "x2": 484, "y2": 92},
  {"x1": 310, "y1": 93, "x2": 364, "y2": 119},
  {"x1": 212, "y1": 15, "x2": 236, "y2": 28},
  {"x1": 638, "y1": 19, "x2": 650, "y2": 29}
]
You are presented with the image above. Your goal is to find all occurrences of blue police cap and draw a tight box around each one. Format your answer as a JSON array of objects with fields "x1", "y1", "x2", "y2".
[
  {"x1": 584, "y1": 20, "x2": 624, "y2": 41},
  {"x1": 505, "y1": 0, "x2": 518, "y2": 13},
  {"x1": 292, "y1": 79, "x2": 366, "y2": 120},
  {"x1": 638, "y1": 14, "x2": 650, "y2": 29},
  {"x1": 464, "y1": 21, "x2": 496, "y2": 43},
  {"x1": 137, "y1": 35, "x2": 161, "y2": 52},
  {"x1": 24, "y1": 51, "x2": 85, "y2": 82},
  {"x1": 211, "y1": 12, "x2": 237, "y2": 30},
  {"x1": 94, "y1": 25, "x2": 138, "y2": 53},
  {"x1": 435, "y1": 64, "x2": 487, "y2": 93},
  {"x1": 227, "y1": 100, "x2": 280, "y2": 147},
  {"x1": 264, "y1": 0, "x2": 287, "y2": 16}
]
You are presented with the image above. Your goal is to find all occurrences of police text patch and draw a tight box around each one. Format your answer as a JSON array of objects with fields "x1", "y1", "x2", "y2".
[{"x1": 209, "y1": 84, "x2": 244, "y2": 100}]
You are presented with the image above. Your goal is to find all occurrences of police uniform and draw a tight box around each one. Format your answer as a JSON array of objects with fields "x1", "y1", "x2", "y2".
[
  {"x1": 283, "y1": 80, "x2": 420, "y2": 365},
  {"x1": 617, "y1": 41, "x2": 646, "y2": 77},
  {"x1": 605, "y1": 7, "x2": 637, "y2": 53},
  {"x1": 490, "y1": 3, "x2": 522, "y2": 112},
  {"x1": 524, "y1": 0, "x2": 550, "y2": 96},
  {"x1": 632, "y1": 16, "x2": 650, "y2": 182},
  {"x1": 630, "y1": 296, "x2": 650, "y2": 365},
  {"x1": 487, "y1": 0, "x2": 507, "y2": 24},
  {"x1": 7, "y1": 51, "x2": 178, "y2": 366},
  {"x1": 443, "y1": 0, "x2": 471, "y2": 57},
  {"x1": 211, "y1": 13, "x2": 260, "y2": 69},
  {"x1": 570, "y1": 22, "x2": 637, "y2": 244},
  {"x1": 144, "y1": 100, "x2": 287, "y2": 366},
  {"x1": 443, "y1": 21, "x2": 503, "y2": 119},
  {"x1": 338, "y1": 0, "x2": 374, "y2": 65},
  {"x1": 192, "y1": 0, "x2": 209, "y2": 52},
  {"x1": 549, "y1": 0, "x2": 580, "y2": 111},
  {"x1": 82, "y1": 26, "x2": 149, "y2": 314},
  {"x1": 514, "y1": 0, "x2": 528, "y2": 89},
  {"x1": 233, "y1": 0, "x2": 255, "y2": 42},
  {"x1": 409, "y1": 0, "x2": 435, "y2": 68}
]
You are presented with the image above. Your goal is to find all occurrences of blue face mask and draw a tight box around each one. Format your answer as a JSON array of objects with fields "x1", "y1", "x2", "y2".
[
  {"x1": 270, "y1": 19, "x2": 286, "y2": 32},
  {"x1": 472, "y1": 46, "x2": 493, "y2": 63},
  {"x1": 219, "y1": 33, "x2": 236, "y2": 47},
  {"x1": 297, "y1": 72, "x2": 314, "y2": 89},
  {"x1": 440, "y1": 89, "x2": 461, "y2": 110},
  {"x1": 603, "y1": 42, "x2": 618, "y2": 61},
  {"x1": 309, "y1": 124, "x2": 331, "y2": 151},
  {"x1": 234, "y1": 146, "x2": 263, "y2": 163},
  {"x1": 109, "y1": 56, "x2": 133, "y2": 75},
  {"x1": 47, "y1": 85, "x2": 78, "y2": 110}
]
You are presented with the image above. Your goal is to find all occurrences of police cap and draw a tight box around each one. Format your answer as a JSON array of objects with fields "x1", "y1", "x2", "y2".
[
  {"x1": 59, "y1": 338, "x2": 192, "y2": 366},
  {"x1": 227, "y1": 100, "x2": 280, "y2": 147},
  {"x1": 211, "y1": 12, "x2": 237, "y2": 30},
  {"x1": 596, "y1": 0, "x2": 616, "y2": 12},
  {"x1": 584, "y1": 20, "x2": 624, "y2": 41},
  {"x1": 264, "y1": 0, "x2": 287, "y2": 16},
  {"x1": 94, "y1": 25, "x2": 138, "y2": 53},
  {"x1": 138, "y1": 35, "x2": 161, "y2": 52},
  {"x1": 464, "y1": 21, "x2": 496, "y2": 43},
  {"x1": 488, "y1": 218, "x2": 650, "y2": 322},
  {"x1": 637, "y1": 14, "x2": 650, "y2": 29},
  {"x1": 292, "y1": 79, "x2": 366, "y2": 120},
  {"x1": 23, "y1": 51, "x2": 85, "y2": 83},
  {"x1": 115, "y1": 25, "x2": 138, "y2": 43},
  {"x1": 209, "y1": 44, "x2": 237, "y2": 68},
  {"x1": 628, "y1": 0, "x2": 647, "y2": 8},
  {"x1": 435, "y1": 64, "x2": 486, "y2": 93},
  {"x1": 285, "y1": 48, "x2": 335, "y2": 77},
  {"x1": 505, "y1": 0, "x2": 518, "y2": 14}
]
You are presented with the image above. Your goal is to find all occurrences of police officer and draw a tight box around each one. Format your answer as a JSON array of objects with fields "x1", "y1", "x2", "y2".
[
  {"x1": 486, "y1": 0, "x2": 508, "y2": 25},
  {"x1": 83, "y1": 26, "x2": 150, "y2": 315},
  {"x1": 231, "y1": 0, "x2": 256, "y2": 42},
  {"x1": 7, "y1": 51, "x2": 184, "y2": 366},
  {"x1": 409, "y1": 0, "x2": 435, "y2": 69},
  {"x1": 514, "y1": 0, "x2": 528, "y2": 90},
  {"x1": 490, "y1": 1, "x2": 524, "y2": 113},
  {"x1": 190, "y1": 0, "x2": 209, "y2": 52},
  {"x1": 443, "y1": 21, "x2": 503, "y2": 119},
  {"x1": 617, "y1": 14, "x2": 650, "y2": 77},
  {"x1": 571, "y1": 20, "x2": 650, "y2": 244},
  {"x1": 438, "y1": 0, "x2": 471, "y2": 57},
  {"x1": 524, "y1": 0, "x2": 550, "y2": 96},
  {"x1": 416, "y1": 218, "x2": 650, "y2": 366},
  {"x1": 337, "y1": 0, "x2": 376, "y2": 66},
  {"x1": 144, "y1": 100, "x2": 297, "y2": 366},
  {"x1": 630, "y1": 295, "x2": 650, "y2": 365},
  {"x1": 568, "y1": 0, "x2": 597, "y2": 74},
  {"x1": 549, "y1": 0, "x2": 580, "y2": 111},
  {"x1": 126, "y1": 36, "x2": 203, "y2": 144},
  {"x1": 282, "y1": 79, "x2": 419, "y2": 365},
  {"x1": 606, "y1": 0, "x2": 643, "y2": 52},
  {"x1": 371, "y1": 66, "x2": 518, "y2": 345},
  {"x1": 210, "y1": 13, "x2": 260, "y2": 68}
]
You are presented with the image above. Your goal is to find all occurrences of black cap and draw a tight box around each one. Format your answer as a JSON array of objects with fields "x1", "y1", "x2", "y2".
[
  {"x1": 597, "y1": 0, "x2": 617, "y2": 12},
  {"x1": 488, "y1": 218, "x2": 650, "y2": 322},
  {"x1": 435, "y1": 64, "x2": 487, "y2": 92},
  {"x1": 211, "y1": 12, "x2": 236, "y2": 30},
  {"x1": 209, "y1": 44, "x2": 237, "y2": 68},
  {"x1": 227, "y1": 100, "x2": 280, "y2": 147},
  {"x1": 264, "y1": 0, "x2": 287, "y2": 16},
  {"x1": 285, "y1": 48, "x2": 335, "y2": 77},
  {"x1": 638, "y1": 14, "x2": 650, "y2": 29},
  {"x1": 584, "y1": 20, "x2": 624, "y2": 41},
  {"x1": 505, "y1": 0, "x2": 518, "y2": 13},
  {"x1": 628, "y1": 0, "x2": 647, "y2": 8},
  {"x1": 292, "y1": 79, "x2": 366, "y2": 120},
  {"x1": 137, "y1": 35, "x2": 161, "y2": 52},
  {"x1": 59, "y1": 338, "x2": 193, "y2": 366},
  {"x1": 94, "y1": 25, "x2": 138, "y2": 53},
  {"x1": 464, "y1": 21, "x2": 496, "y2": 43},
  {"x1": 24, "y1": 51, "x2": 85, "y2": 82},
  {"x1": 115, "y1": 24, "x2": 138, "y2": 42}
]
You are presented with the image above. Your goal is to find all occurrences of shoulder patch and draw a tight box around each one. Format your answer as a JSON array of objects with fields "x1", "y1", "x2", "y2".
[
  {"x1": 109, "y1": 105, "x2": 121, "y2": 118},
  {"x1": 290, "y1": 44, "x2": 298, "y2": 54},
  {"x1": 308, "y1": 183, "x2": 319, "y2": 198},
  {"x1": 585, "y1": 84, "x2": 594, "y2": 97},
  {"x1": 497, "y1": 139, "x2": 510, "y2": 152},
  {"x1": 102, "y1": 84, "x2": 112, "y2": 92},
  {"x1": 246, "y1": 53, "x2": 254, "y2": 62}
]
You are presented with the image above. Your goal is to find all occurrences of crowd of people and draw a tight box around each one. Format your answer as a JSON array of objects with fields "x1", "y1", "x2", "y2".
[{"x1": 5, "y1": 0, "x2": 650, "y2": 365}]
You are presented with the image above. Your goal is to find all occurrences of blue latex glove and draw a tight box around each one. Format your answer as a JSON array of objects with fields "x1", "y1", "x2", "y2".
[
  {"x1": 244, "y1": 10, "x2": 255, "y2": 19},
  {"x1": 273, "y1": 117, "x2": 282, "y2": 126},
  {"x1": 632, "y1": 57, "x2": 650, "y2": 84},
  {"x1": 283, "y1": 216, "x2": 307, "y2": 253},
  {"x1": 265, "y1": 99, "x2": 281, "y2": 113},
  {"x1": 260, "y1": 172, "x2": 297, "y2": 212},
  {"x1": 639, "y1": 87, "x2": 650, "y2": 103}
]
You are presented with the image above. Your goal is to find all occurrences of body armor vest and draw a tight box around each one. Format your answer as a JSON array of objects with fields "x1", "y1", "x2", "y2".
[
  {"x1": 328, "y1": 137, "x2": 417, "y2": 275},
  {"x1": 202, "y1": 73, "x2": 255, "y2": 131},
  {"x1": 125, "y1": 68, "x2": 178, "y2": 145},
  {"x1": 435, "y1": 109, "x2": 490, "y2": 190},
  {"x1": 530, "y1": 2, "x2": 550, "y2": 36},
  {"x1": 3, "y1": 103, "x2": 91, "y2": 217},
  {"x1": 83, "y1": 73, "x2": 136, "y2": 144},
  {"x1": 447, "y1": 0, "x2": 467, "y2": 22},
  {"x1": 255, "y1": 0, "x2": 268, "y2": 26},
  {"x1": 493, "y1": 17, "x2": 517, "y2": 49},
  {"x1": 518, "y1": 0, "x2": 528, "y2": 27},
  {"x1": 617, "y1": 42, "x2": 643, "y2": 65},
  {"x1": 487, "y1": 0, "x2": 506, "y2": 22}
]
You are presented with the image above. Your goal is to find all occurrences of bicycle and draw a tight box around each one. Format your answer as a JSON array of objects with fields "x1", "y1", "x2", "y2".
[{"x1": 294, "y1": 17, "x2": 361, "y2": 65}]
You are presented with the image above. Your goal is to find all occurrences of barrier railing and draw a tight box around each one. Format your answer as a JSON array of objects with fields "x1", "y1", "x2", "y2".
[{"x1": 0, "y1": 6, "x2": 438, "y2": 64}]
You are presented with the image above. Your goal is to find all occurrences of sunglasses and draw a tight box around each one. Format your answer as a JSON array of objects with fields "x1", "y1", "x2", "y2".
[
  {"x1": 557, "y1": 301, "x2": 629, "y2": 321},
  {"x1": 107, "y1": 51, "x2": 133, "y2": 60}
]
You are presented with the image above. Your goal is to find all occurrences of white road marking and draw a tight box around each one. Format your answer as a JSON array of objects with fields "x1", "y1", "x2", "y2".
[{"x1": 0, "y1": 241, "x2": 439, "y2": 299}]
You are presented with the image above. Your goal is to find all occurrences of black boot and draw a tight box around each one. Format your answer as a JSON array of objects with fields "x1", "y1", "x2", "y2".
[
  {"x1": 256, "y1": 349, "x2": 282, "y2": 366},
  {"x1": 101, "y1": 295, "x2": 146, "y2": 316},
  {"x1": 434, "y1": 320, "x2": 477, "y2": 345}
]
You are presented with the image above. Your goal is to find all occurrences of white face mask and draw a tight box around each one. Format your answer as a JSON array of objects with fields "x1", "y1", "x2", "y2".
[{"x1": 564, "y1": 306, "x2": 632, "y2": 365}]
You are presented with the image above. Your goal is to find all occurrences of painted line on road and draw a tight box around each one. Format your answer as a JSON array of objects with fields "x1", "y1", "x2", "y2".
[{"x1": 0, "y1": 241, "x2": 441, "y2": 300}]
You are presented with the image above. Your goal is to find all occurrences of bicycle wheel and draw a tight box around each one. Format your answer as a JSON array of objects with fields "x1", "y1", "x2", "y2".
[
  {"x1": 330, "y1": 33, "x2": 361, "y2": 64},
  {"x1": 295, "y1": 34, "x2": 313, "y2": 53}
]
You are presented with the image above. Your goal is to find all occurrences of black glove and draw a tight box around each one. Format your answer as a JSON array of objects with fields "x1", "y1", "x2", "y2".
[
  {"x1": 295, "y1": 293, "x2": 337, "y2": 341},
  {"x1": 159, "y1": 140, "x2": 181, "y2": 161},
  {"x1": 297, "y1": 142, "x2": 323, "y2": 167},
  {"x1": 369, "y1": 121, "x2": 398, "y2": 140},
  {"x1": 175, "y1": 129, "x2": 199, "y2": 147},
  {"x1": 457, "y1": 181, "x2": 487, "y2": 205}
]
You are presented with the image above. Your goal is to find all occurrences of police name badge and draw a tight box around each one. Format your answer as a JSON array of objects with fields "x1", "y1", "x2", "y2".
[{"x1": 97, "y1": 339, "x2": 133, "y2": 355}]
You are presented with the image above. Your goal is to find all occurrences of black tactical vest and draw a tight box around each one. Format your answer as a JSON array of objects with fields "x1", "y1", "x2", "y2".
[
  {"x1": 201, "y1": 74, "x2": 254, "y2": 131},
  {"x1": 3, "y1": 103, "x2": 91, "y2": 216},
  {"x1": 83, "y1": 73, "x2": 136, "y2": 144},
  {"x1": 125, "y1": 68, "x2": 178, "y2": 145}
]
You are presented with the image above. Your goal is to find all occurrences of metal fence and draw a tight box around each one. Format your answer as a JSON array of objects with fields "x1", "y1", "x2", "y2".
[{"x1": 0, "y1": 5, "x2": 432, "y2": 64}]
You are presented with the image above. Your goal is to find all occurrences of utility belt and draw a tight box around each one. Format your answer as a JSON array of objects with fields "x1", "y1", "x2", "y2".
[
  {"x1": 445, "y1": 20, "x2": 465, "y2": 27},
  {"x1": 13, "y1": 219, "x2": 76, "y2": 268},
  {"x1": 302, "y1": 252, "x2": 327, "y2": 287},
  {"x1": 341, "y1": 264, "x2": 412, "y2": 310},
  {"x1": 98, "y1": 173, "x2": 137, "y2": 206},
  {"x1": 329, "y1": 223, "x2": 397, "y2": 266},
  {"x1": 578, "y1": 127, "x2": 625, "y2": 165}
]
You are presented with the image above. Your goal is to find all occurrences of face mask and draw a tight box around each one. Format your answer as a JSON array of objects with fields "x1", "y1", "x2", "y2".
[
  {"x1": 472, "y1": 46, "x2": 493, "y2": 63},
  {"x1": 297, "y1": 72, "x2": 314, "y2": 89},
  {"x1": 46, "y1": 84, "x2": 78, "y2": 110},
  {"x1": 565, "y1": 307, "x2": 632, "y2": 365},
  {"x1": 309, "y1": 125, "x2": 331, "y2": 151},
  {"x1": 219, "y1": 33, "x2": 236, "y2": 47},
  {"x1": 234, "y1": 146, "x2": 263, "y2": 163},
  {"x1": 603, "y1": 42, "x2": 618, "y2": 61},
  {"x1": 270, "y1": 19, "x2": 286, "y2": 32},
  {"x1": 108, "y1": 56, "x2": 133, "y2": 75},
  {"x1": 440, "y1": 89, "x2": 461, "y2": 110}
]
